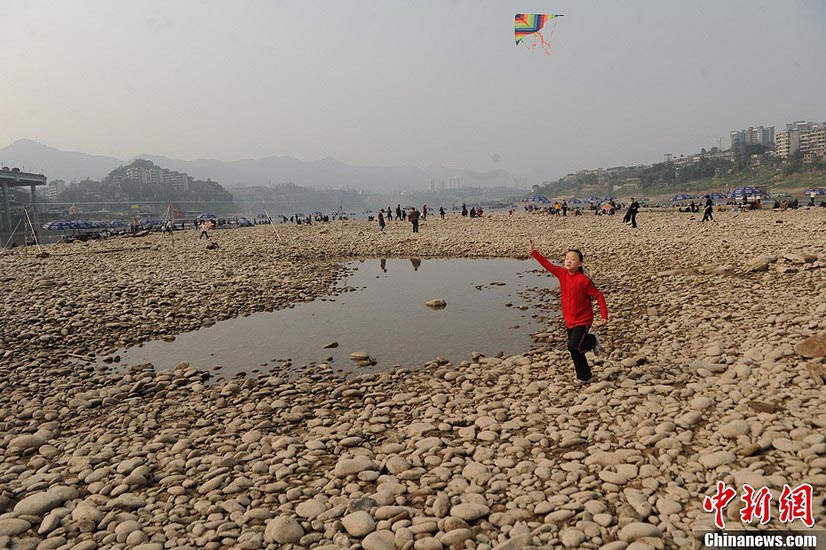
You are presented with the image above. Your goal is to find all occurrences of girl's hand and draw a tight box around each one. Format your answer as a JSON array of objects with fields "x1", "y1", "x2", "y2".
[{"x1": 529, "y1": 239, "x2": 535, "y2": 252}]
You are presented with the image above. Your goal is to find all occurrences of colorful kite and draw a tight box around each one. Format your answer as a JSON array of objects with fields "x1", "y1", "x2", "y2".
[{"x1": 515, "y1": 14, "x2": 563, "y2": 55}]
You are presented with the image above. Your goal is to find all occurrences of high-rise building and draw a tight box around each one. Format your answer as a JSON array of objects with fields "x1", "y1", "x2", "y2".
[
  {"x1": 776, "y1": 121, "x2": 825, "y2": 160},
  {"x1": 46, "y1": 179, "x2": 66, "y2": 199},
  {"x1": 800, "y1": 123, "x2": 826, "y2": 162},
  {"x1": 729, "y1": 126, "x2": 774, "y2": 148}
]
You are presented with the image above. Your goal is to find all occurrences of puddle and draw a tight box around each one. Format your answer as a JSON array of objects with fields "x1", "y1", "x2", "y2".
[{"x1": 104, "y1": 258, "x2": 559, "y2": 378}]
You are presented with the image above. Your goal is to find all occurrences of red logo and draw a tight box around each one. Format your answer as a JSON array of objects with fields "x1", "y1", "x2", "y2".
[
  {"x1": 703, "y1": 481, "x2": 738, "y2": 529},
  {"x1": 740, "y1": 484, "x2": 772, "y2": 525},
  {"x1": 778, "y1": 483, "x2": 814, "y2": 528}
]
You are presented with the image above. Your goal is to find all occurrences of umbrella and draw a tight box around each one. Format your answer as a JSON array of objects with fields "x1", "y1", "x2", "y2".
[
  {"x1": 109, "y1": 220, "x2": 127, "y2": 227},
  {"x1": 526, "y1": 195, "x2": 550, "y2": 203},
  {"x1": 197, "y1": 212, "x2": 217, "y2": 220},
  {"x1": 255, "y1": 212, "x2": 270, "y2": 219},
  {"x1": 566, "y1": 198, "x2": 583, "y2": 204},
  {"x1": 584, "y1": 196, "x2": 601, "y2": 203},
  {"x1": 670, "y1": 193, "x2": 693, "y2": 202},
  {"x1": 804, "y1": 188, "x2": 826, "y2": 196},
  {"x1": 708, "y1": 193, "x2": 725, "y2": 200},
  {"x1": 603, "y1": 195, "x2": 616, "y2": 201},
  {"x1": 42, "y1": 221, "x2": 69, "y2": 231},
  {"x1": 238, "y1": 217, "x2": 254, "y2": 227}
]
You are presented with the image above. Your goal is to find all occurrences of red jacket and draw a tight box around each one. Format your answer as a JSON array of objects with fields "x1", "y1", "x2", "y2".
[{"x1": 531, "y1": 250, "x2": 609, "y2": 329}]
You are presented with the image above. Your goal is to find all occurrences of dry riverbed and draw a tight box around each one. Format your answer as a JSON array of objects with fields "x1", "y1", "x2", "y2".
[{"x1": 1, "y1": 209, "x2": 825, "y2": 549}]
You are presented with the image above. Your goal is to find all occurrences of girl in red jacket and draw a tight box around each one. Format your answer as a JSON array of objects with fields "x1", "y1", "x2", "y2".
[{"x1": 529, "y1": 240, "x2": 609, "y2": 384}]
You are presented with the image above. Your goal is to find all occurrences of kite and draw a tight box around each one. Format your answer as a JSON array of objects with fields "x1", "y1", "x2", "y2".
[{"x1": 515, "y1": 14, "x2": 563, "y2": 55}]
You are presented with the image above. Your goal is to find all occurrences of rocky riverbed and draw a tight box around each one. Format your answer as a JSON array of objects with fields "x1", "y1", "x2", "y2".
[{"x1": 1, "y1": 209, "x2": 825, "y2": 550}]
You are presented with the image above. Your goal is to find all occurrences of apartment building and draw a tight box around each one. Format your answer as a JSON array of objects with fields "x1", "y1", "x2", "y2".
[
  {"x1": 730, "y1": 126, "x2": 775, "y2": 148},
  {"x1": 46, "y1": 179, "x2": 66, "y2": 199},
  {"x1": 776, "y1": 121, "x2": 826, "y2": 160}
]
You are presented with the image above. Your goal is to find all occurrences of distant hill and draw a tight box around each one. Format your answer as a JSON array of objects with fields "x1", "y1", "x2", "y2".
[
  {"x1": 0, "y1": 139, "x2": 520, "y2": 192},
  {"x1": 0, "y1": 139, "x2": 122, "y2": 182},
  {"x1": 138, "y1": 154, "x2": 517, "y2": 192}
]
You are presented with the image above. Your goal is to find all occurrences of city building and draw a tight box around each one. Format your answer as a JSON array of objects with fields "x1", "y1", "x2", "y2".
[
  {"x1": 123, "y1": 161, "x2": 193, "y2": 191},
  {"x1": 776, "y1": 121, "x2": 826, "y2": 160},
  {"x1": 800, "y1": 123, "x2": 826, "y2": 162},
  {"x1": 46, "y1": 179, "x2": 66, "y2": 199},
  {"x1": 729, "y1": 126, "x2": 775, "y2": 148}
]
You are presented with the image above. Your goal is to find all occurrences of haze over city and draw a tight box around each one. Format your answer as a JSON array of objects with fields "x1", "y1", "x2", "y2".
[{"x1": 1, "y1": 0, "x2": 824, "y2": 183}]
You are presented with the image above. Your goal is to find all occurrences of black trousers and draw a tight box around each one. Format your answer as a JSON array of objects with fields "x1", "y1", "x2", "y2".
[
  {"x1": 629, "y1": 212, "x2": 637, "y2": 227},
  {"x1": 567, "y1": 325, "x2": 596, "y2": 381},
  {"x1": 412, "y1": 220, "x2": 419, "y2": 233},
  {"x1": 702, "y1": 207, "x2": 713, "y2": 222}
]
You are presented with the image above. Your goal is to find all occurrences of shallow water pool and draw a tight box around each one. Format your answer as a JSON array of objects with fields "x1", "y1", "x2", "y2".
[{"x1": 105, "y1": 258, "x2": 559, "y2": 377}]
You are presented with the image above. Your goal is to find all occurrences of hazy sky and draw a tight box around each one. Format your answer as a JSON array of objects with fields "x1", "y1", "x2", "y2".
[{"x1": 1, "y1": 0, "x2": 824, "y2": 181}]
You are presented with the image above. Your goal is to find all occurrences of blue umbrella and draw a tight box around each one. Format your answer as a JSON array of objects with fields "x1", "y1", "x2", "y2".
[
  {"x1": 526, "y1": 195, "x2": 550, "y2": 203},
  {"x1": 804, "y1": 188, "x2": 826, "y2": 195},
  {"x1": 603, "y1": 195, "x2": 616, "y2": 201},
  {"x1": 238, "y1": 217, "x2": 254, "y2": 227},
  {"x1": 42, "y1": 221, "x2": 68, "y2": 230},
  {"x1": 197, "y1": 212, "x2": 217, "y2": 220},
  {"x1": 708, "y1": 193, "x2": 725, "y2": 200},
  {"x1": 584, "y1": 196, "x2": 601, "y2": 203},
  {"x1": 566, "y1": 198, "x2": 583, "y2": 204},
  {"x1": 109, "y1": 220, "x2": 127, "y2": 227},
  {"x1": 671, "y1": 193, "x2": 693, "y2": 202},
  {"x1": 255, "y1": 213, "x2": 270, "y2": 219}
]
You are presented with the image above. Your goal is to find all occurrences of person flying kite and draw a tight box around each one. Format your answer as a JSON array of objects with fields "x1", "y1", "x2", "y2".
[{"x1": 515, "y1": 14, "x2": 563, "y2": 55}]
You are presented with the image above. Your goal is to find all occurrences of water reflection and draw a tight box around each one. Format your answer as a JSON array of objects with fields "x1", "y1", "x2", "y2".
[{"x1": 105, "y1": 258, "x2": 558, "y2": 377}]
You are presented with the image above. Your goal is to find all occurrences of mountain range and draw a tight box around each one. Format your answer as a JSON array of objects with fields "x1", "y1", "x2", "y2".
[{"x1": 0, "y1": 139, "x2": 522, "y2": 192}]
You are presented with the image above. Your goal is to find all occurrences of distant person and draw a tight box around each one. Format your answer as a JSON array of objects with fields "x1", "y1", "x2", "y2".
[
  {"x1": 380, "y1": 258, "x2": 387, "y2": 273},
  {"x1": 627, "y1": 198, "x2": 640, "y2": 228},
  {"x1": 422, "y1": 205, "x2": 428, "y2": 220},
  {"x1": 410, "y1": 258, "x2": 421, "y2": 271},
  {"x1": 701, "y1": 195, "x2": 714, "y2": 222},
  {"x1": 162, "y1": 219, "x2": 175, "y2": 242},
  {"x1": 439, "y1": 206, "x2": 446, "y2": 219},
  {"x1": 562, "y1": 200, "x2": 568, "y2": 217},
  {"x1": 529, "y1": 240, "x2": 608, "y2": 385},
  {"x1": 396, "y1": 204, "x2": 402, "y2": 221},
  {"x1": 462, "y1": 205, "x2": 468, "y2": 217},
  {"x1": 378, "y1": 210, "x2": 385, "y2": 231},
  {"x1": 810, "y1": 193, "x2": 816, "y2": 207},
  {"x1": 386, "y1": 207, "x2": 393, "y2": 221},
  {"x1": 198, "y1": 220, "x2": 210, "y2": 239},
  {"x1": 469, "y1": 207, "x2": 477, "y2": 218},
  {"x1": 410, "y1": 208, "x2": 420, "y2": 233}
]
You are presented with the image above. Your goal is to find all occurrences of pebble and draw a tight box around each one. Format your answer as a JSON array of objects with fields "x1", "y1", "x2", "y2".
[{"x1": 1, "y1": 211, "x2": 824, "y2": 550}]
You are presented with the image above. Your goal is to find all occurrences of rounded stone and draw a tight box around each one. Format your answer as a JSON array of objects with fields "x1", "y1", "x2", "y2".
[{"x1": 264, "y1": 516, "x2": 304, "y2": 544}]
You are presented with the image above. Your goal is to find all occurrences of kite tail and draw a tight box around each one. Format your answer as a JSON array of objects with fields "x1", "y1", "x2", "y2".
[{"x1": 538, "y1": 18, "x2": 559, "y2": 56}]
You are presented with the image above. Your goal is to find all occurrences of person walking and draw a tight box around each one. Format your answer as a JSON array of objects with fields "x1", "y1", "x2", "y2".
[
  {"x1": 529, "y1": 240, "x2": 609, "y2": 384},
  {"x1": 410, "y1": 208, "x2": 420, "y2": 233},
  {"x1": 562, "y1": 200, "x2": 568, "y2": 217},
  {"x1": 439, "y1": 206, "x2": 446, "y2": 219},
  {"x1": 378, "y1": 210, "x2": 386, "y2": 231},
  {"x1": 701, "y1": 195, "x2": 714, "y2": 222},
  {"x1": 627, "y1": 198, "x2": 640, "y2": 228},
  {"x1": 396, "y1": 204, "x2": 403, "y2": 222},
  {"x1": 198, "y1": 220, "x2": 210, "y2": 239},
  {"x1": 162, "y1": 219, "x2": 175, "y2": 243},
  {"x1": 422, "y1": 205, "x2": 428, "y2": 220}
]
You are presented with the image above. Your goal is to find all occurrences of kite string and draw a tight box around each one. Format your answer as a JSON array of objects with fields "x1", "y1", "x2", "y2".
[{"x1": 539, "y1": 17, "x2": 559, "y2": 56}]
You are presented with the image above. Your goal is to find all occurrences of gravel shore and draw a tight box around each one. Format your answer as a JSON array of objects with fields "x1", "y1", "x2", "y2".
[{"x1": 2, "y1": 209, "x2": 825, "y2": 549}]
